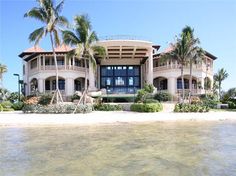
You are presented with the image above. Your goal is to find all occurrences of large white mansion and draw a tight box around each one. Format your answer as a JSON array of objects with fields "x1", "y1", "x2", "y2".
[{"x1": 19, "y1": 39, "x2": 216, "y2": 100}]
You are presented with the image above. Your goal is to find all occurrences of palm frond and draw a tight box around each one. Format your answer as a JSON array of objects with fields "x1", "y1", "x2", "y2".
[
  {"x1": 29, "y1": 27, "x2": 45, "y2": 45},
  {"x1": 24, "y1": 7, "x2": 45, "y2": 22},
  {"x1": 57, "y1": 16, "x2": 69, "y2": 28},
  {"x1": 55, "y1": 0, "x2": 64, "y2": 14},
  {"x1": 91, "y1": 45, "x2": 106, "y2": 59},
  {"x1": 88, "y1": 31, "x2": 98, "y2": 44},
  {"x1": 62, "y1": 30, "x2": 80, "y2": 46},
  {"x1": 66, "y1": 49, "x2": 76, "y2": 59}
]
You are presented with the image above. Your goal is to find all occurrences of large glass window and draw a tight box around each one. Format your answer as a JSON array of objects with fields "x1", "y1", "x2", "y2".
[{"x1": 100, "y1": 65, "x2": 140, "y2": 94}]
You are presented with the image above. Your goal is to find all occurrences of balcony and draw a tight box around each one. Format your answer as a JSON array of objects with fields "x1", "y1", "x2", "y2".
[
  {"x1": 29, "y1": 65, "x2": 86, "y2": 74},
  {"x1": 153, "y1": 64, "x2": 213, "y2": 73}
]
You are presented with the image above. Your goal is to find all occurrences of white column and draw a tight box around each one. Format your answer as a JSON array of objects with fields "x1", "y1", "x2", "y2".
[
  {"x1": 64, "y1": 55, "x2": 67, "y2": 70},
  {"x1": 66, "y1": 78, "x2": 74, "y2": 96},
  {"x1": 97, "y1": 64, "x2": 100, "y2": 89},
  {"x1": 201, "y1": 77, "x2": 205, "y2": 94},
  {"x1": 168, "y1": 77, "x2": 176, "y2": 96},
  {"x1": 43, "y1": 55, "x2": 45, "y2": 70},
  {"x1": 88, "y1": 60, "x2": 96, "y2": 91},
  {"x1": 38, "y1": 78, "x2": 44, "y2": 93},
  {"x1": 146, "y1": 48, "x2": 153, "y2": 85}
]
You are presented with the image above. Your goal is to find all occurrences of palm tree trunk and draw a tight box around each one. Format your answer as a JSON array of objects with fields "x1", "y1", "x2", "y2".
[
  {"x1": 83, "y1": 58, "x2": 88, "y2": 104},
  {"x1": 219, "y1": 82, "x2": 221, "y2": 100},
  {"x1": 181, "y1": 66, "x2": 184, "y2": 103},
  {"x1": 49, "y1": 32, "x2": 62, "y2": 104},
  {"x1": 189, "y1": 60, "x2": 193, "y2": 103}
]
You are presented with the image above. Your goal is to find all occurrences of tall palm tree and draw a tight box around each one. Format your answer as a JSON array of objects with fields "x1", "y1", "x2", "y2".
[
  {"x1": 0, "y1": 63, "x2": 7, "y2": 88},
  {"x1": 24, "y1": 0, "x2": 68, "y2": 103},
  {"x1": 62, "y1": 15, "x2": 105, "y2": 104},
  {"x1": 181, "y1": 26, "x2": 204, "y2": 102},
  {"x1": 214, "y1": 68, "x2": 228, "y2": 100},
  {"x1": 161, "y1": 26, "x2": 203, "y2": 102}
]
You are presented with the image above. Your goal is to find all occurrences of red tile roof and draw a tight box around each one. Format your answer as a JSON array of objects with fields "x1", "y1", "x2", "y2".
[
  {"x1": 23, "y1": 46, "x2": 45, "y2": 53},
  {"x1": 54, "y1": 44, "x2": 73, "y2": 52}
]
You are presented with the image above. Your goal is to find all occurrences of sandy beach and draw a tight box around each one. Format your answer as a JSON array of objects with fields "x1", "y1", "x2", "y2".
[{"x1": 0, "y1": 111, "x2": 236, "y2": 127}]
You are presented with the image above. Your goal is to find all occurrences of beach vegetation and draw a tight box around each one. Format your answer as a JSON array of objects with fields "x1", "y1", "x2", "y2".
[
  {"x1": 12, "y1": 102, "x2": 24, "y2": 110},
  {"x1": 174, "y1": 103, "x2": 209, "y2": 113},
  {"x1": 62, "y1": 15, "x2": 106, "y2": 105},
  {"x1": 214, "y1": 68, "x2": 228, "y2": 99},
  {"x1": 94, "y1": 103, "x2": 123, "y2": 111},
  {"x1": 24, "y1": 0, "x2": 68, "y2": 104},
  {"x1": 23, "y1": 103, "x2": 92, "y2": 114},
  {"x1": 130, "y1": 102, "x2": 163, "y2": 112},
  {"x1": 154, "y1": 92, "x2": 171, "y2": 102}
]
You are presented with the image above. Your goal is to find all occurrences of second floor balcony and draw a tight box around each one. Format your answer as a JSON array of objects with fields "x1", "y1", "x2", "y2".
[{"x1": 153, "y1": 63, "x2": 213, "y2": 74}]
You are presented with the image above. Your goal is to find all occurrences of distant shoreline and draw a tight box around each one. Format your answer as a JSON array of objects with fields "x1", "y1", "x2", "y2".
[{"x1": 0, "y1": 111, "x2": 236, "y2": 127}]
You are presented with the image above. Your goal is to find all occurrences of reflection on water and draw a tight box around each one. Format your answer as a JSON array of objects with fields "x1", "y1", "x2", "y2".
[{"x1": 0, "y1": 122, "x2": 236, "y2": 176}]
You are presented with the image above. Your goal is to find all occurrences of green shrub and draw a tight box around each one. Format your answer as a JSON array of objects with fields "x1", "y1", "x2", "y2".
[
  {"x1": 22, "y1": 103, "x2": 92, "y2": 114},
  {"x1": 200, "y1": 94, "x2": 219, "y2": 109},
  {"x1": 227, "y1": 100, "x2": 236, "y2": 109},
  {"x1": 94, "y1": 103, "x2": 123, "y2": 111},
  {"x1": 174, "y1": 103, "x2": 209, "y2": 113},
  {"x1": 38, "y1": 94, "x2": 53, "y2": 105},
  {"x1": 135, "y1": 84, "x2": 154, "y2": 103},
  {"x1": 130, "y1": 103, "x2": 163, "y2": 112},
  {"x1": 1, "y1": 101, "x2": 13, "y2": 108},
  {"x1": 71, "y1": 94, "x2": 81, "y2": 102},
  {"x1": 154, "y1": 92, "x2": 171, "y2": 102},
  {"x1": 143, "y1": 99, "x2": 159, "y2": 104},
  {"x1": 12, "y1": 102, "x2": 24, "y2": 110},
  {"x1": 0, "y1": 104, "x2": 3, "y2": 112}
]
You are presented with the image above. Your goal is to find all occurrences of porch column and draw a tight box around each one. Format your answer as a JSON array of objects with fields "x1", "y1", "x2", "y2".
[
  {"x1": 66, "y1": 78, "x2": 74, "y2": 96},
  {"x1": 146, "y1": 48, "x2": 153, "y2": 85},
  {"x1": 201, "y1": 77, "x2": 205, "y2": 94},
  {"x1": 168, "y1": 77, "x2": 176, "y2": 96},
  {"x1": 64, "y1": 55, "x2": 67, "y2": 70},
  {"x1": 88, "y1": 60, "x2": 96, "y2": 91},
  {"x1": 97, "y1": 64, "x2": 100, "y2": 89},
  {"x1": 38, "y1": 78, "x2": 44, "y2": 93},
  {"x1": 43, "y1": 55, "x2": 45, "y2": 70}
]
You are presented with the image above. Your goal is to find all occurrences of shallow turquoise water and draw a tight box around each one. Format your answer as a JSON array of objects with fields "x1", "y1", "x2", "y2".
[{"x1": 0, "y1": 122, "x2": 236, "y2": 176}]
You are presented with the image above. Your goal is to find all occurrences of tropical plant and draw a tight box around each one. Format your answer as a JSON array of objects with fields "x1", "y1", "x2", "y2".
[
  {"x1": 62, "y1": 15, "x2": 106, "y2": 104},
  {"x1": 24, "y1": 0, "x2": 68, "y2": 104},
  {"x1": 161, "y1": 26, "x2": 204, "y2": 102},
  {"x1": 181, "y1": 26, "x2": 204, "y2": 102},
  {"x1": 0, "y1": 88, "x2": 10, "y2": 101},
  {"x1": 213, "y1": 68, "x2": 228, "y2": 99},
  {"x1": 0, "y1": 63, "x2": 7, "y2": 88}
]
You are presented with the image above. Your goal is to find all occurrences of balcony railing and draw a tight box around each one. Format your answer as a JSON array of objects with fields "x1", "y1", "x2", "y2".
[
  {"x1": 29, "y1": 65, "x2": 86, "y2": 74},
  {"x1": 153, "y1": 64, "x2": 213, "y2": 73}
]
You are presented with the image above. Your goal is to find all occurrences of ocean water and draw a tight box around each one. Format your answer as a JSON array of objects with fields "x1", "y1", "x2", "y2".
[{"x1": 0, "y1": 122, "x2": 236, "y2": 176}]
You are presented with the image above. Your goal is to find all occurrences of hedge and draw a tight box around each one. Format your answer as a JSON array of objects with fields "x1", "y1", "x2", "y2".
[
  {"x1": 94, "y1": 104, "x2": 123, "y2": 111},
  {"x1": 22, "y1": 103, "x2": 92, "y2": 114},
  {"x1": 130, "y1": 103, "x2": 163, "y2": 112},
  {"x1": 174, "y1": 103, "x2": 210, "y2": 113}
]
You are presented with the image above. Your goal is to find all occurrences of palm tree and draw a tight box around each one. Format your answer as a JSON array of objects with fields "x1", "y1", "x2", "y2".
[
  {"x1": 0, "y1": 63, "x2": 7, "y2": 88},
  {"x1": 181, "y1": 26, "x2": 204, "y2": 102},
  {"x1": 161, "y1": 26, "x2": 204, "y2": 102},
  {"x1": 62, "y1": 15, "x2": 105, "y2": 104},
  {"x1": 214, "y1": 68, "x2": 228, "y2": 100},
  {"x1": 24, "y1": 0, "x2": 68, "y2": 103}
]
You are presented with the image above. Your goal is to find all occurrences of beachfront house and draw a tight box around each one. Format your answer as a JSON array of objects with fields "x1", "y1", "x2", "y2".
[{"x1": 19, "y1": 37, "x2": 217, "y2": 100}]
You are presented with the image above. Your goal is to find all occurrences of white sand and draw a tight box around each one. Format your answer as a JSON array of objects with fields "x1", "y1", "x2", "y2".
[{"x1": 0, "y1": 111, "x2": 236, "y2": 127}]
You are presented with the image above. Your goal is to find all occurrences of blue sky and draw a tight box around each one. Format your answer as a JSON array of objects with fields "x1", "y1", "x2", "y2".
[{"x1": 0, "y1": 0, "x2": 235, "y2": 92}]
